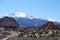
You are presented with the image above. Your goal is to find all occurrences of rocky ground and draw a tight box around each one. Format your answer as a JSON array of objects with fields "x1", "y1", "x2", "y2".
[
  {"x1": 0, "y1": 27, "x2": 60, "y2": 40},
  {"x1": 2, "y1": 35, "x2": 60, "y2": 40}
]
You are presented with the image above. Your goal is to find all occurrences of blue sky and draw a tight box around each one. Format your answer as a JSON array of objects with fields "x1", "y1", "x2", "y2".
[{"x1": 0, "y1": 0, "x2": 60, "y2": 21}]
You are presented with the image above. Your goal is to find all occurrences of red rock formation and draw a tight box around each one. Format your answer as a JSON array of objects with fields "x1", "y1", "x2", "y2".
[
  {"x1": 0, "y1": 17, "x2": 20, "y2": 28},
  {"x1": 24, "y1": 26, "x2": 32, "y2": 31},
  {"x1": 41, "y1": 21, "x2": 58, "y2": 29}
]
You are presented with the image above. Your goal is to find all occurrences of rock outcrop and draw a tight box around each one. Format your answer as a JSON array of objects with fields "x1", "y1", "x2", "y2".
[
  {"x1": 0, "y1": 17, "x2": 20, "y2": 28},
  {"x1": 41, "y1": 21, "x2": 58, "y2": 28}
]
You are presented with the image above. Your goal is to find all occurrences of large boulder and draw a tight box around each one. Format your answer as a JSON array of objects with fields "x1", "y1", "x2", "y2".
[{"x1": 0, "y1": 17, "x2": 20, "y2": 28}]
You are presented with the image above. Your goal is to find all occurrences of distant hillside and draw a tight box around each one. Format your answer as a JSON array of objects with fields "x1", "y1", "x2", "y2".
[
  {"x1": 15, "y1": 17, "x2": 60, "y2": 27},
  {"x1": 0, "y1": 16, "x2": 60, "y2": 28}
]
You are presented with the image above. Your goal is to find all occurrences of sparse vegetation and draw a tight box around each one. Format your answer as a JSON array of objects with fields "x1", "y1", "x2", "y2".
[{"x1": 0, "y1": 25, "x2": 60, "y2": 40}]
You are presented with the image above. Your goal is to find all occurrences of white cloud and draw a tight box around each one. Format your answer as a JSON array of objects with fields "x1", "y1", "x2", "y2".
[
  {"x1": 0, "y1": 13, "x2": 8, "y2": 18},
  {"x1": 8, "y1": 13, "x2": 16, "y2": 17},
  {"x1": 28, "y1": 16, "x2": 34, "y2": 19},
  {"x1": 34, "y1": 16, "x2": 41, "y2": 19},
  {"x1": 46, "y1": 18, "x2": 56, "y2": 22},
  {"x1": 56, "y1": 21, "x2": 60, "y2": 22},
  {"x1": 0, "y1": 12, "x2": 28, "y2": 18},
  {"x1": 15, "y1": 12, "x2": 27, "y2": 18}
]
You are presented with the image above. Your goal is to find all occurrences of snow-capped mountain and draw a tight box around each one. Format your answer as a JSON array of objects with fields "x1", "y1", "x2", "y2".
[{"x1": 0, "y1": 12, "x2": 60, "y2": 27}]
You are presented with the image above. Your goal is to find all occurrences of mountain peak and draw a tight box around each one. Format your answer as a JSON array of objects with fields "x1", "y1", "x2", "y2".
[{"x1": 0, "y1": 16, "x2": 20, "y2": 28}]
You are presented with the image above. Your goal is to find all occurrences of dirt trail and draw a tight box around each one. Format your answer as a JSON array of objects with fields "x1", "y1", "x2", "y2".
[{"x1": 2, "y1": 31, "x2": 20, "y2": 40}]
